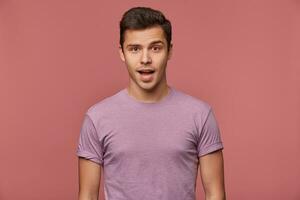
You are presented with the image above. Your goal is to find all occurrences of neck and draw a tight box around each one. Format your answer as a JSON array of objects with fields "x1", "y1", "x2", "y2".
[{"x1": 126, "y1": 83, "x2": 170, "y2": 103}]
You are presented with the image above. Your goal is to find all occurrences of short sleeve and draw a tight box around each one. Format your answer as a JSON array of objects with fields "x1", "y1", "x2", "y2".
[
  {"x1": 76, "y1": 114, "x2": 104, "y2": 165},
  {"x1": 197, "y1": 107, "x2": 224, "y2": 157}
]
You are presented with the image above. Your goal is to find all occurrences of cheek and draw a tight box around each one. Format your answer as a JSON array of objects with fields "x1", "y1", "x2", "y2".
[
  {"x1": 155, "y1": 54, "x2": 168, "y2": 66},
  {"x1": 125, "y1": 55, "x2": 140, "y2": 66},
  {"x1": 125, "y1": 59, "x2": 139, "y2": 75}
]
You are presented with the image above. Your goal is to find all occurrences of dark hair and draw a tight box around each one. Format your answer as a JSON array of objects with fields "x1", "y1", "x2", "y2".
[{"x1": 119, "y1": 7, "x2": 172, "y2": 52}]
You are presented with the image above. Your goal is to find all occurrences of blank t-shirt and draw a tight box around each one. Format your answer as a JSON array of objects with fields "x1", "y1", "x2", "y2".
[{"x1": 76, "y1": 86, "x2": 224, "y2": 200}]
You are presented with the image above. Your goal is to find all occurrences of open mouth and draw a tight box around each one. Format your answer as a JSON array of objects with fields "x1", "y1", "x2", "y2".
[
  {"x1": 138, "y1": 71, "x2": 155, "y2": 75},
  {"x1": 137, "y1": 70, "x2": 155, "y2": 81}
]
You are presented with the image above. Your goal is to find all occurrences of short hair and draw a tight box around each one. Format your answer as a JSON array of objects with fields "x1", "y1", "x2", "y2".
[{"x1": 119, "y1": 7, "x2": 172, "y2": 52}]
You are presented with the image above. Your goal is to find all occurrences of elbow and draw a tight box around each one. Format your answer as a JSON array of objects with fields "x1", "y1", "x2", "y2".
[
  {"x1": 205, "y1": 192, "x2": 226, "y2": 200},
  {"x1": 78, "y1": 192, "x2": 98, "y2": 200}
]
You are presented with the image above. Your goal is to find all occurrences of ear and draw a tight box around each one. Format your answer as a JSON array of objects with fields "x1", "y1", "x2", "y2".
[
  {"x1": 167, "y1": 43, "x2": 173, "y2": 60},
  {"x1": 119, "y1": 45, "x2": 125, "y2": 62}
]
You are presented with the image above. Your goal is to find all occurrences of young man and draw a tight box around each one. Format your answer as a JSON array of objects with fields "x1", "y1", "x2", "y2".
[{"x1": 77, "y1": 7, "x2": 226, "y2": 200}]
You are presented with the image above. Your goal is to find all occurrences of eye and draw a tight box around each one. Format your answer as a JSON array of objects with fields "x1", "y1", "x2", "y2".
[
  {"x1": 130, "y1": 46, "x2": 140, "y2": 53},
  {"x1": 152, "y1": 46, "x2": 162, "y2": 52}
]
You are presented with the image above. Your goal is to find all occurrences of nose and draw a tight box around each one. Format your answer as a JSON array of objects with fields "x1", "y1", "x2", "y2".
[{"x1": 140, "y1": 49, "x2": 152, "y2": 65}]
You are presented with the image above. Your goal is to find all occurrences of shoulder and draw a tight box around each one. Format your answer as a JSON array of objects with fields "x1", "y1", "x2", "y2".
[
  {"x1": 172, "y1": 87, "x2": 212, "y2": 114},
  {"x1": 85, "y1": 88, "x2": 124, "y2": 121},
  {"x1": 172, "y1": 87, "x2": 214, "y2": 129}
]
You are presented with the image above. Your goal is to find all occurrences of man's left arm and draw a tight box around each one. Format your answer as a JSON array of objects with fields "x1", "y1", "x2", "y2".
[{"x1": 198, "y1": 149, "x2": 226, "y2": 200}]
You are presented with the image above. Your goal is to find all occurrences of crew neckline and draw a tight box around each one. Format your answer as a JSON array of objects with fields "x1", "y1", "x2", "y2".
[{"x1": 122, "y1": 85, "x2": 174, "y2": 106}]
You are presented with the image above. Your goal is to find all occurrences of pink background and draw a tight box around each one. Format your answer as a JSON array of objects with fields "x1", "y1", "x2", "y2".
[{"x1": 1, "y1": 1, "x2": 299, "y2": 199}]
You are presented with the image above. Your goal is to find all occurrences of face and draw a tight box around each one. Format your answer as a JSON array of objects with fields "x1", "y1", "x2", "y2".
[{"x1": 119, "y1": 25, "x2": 172, "y2": 92}]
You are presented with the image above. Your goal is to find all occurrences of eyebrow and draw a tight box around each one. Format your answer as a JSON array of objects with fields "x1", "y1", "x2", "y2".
[{"x1": 126, "y1": 40, "x2": 164, "y2": 48}]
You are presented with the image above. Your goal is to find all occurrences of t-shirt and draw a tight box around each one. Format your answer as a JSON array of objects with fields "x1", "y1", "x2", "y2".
[{"x1": 76, "y1": 85, "x2": 224, "y2": 200}]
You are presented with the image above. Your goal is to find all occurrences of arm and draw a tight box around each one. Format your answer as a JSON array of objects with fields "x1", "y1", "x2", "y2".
[
  {"x1": 198, "y1": 149, "x2": 226, "y2": 200},
  {"x1": 78, "y1": 157, "x2": 102, "y2": 200}
]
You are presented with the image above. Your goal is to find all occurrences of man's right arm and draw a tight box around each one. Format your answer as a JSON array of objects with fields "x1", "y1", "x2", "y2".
[{"x1": 78, "y1": 157, "x2": 102, "y2": 200}]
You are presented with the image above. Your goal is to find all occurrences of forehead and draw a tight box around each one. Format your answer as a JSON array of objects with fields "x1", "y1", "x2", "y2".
[{"x1": 123, "y1": 26, "x2": 166, "y2": 46}]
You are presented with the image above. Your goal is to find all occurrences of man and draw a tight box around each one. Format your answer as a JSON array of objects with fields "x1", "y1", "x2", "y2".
[{"x1": 77, "y1": 6, "x2": 226, "y2": 200}]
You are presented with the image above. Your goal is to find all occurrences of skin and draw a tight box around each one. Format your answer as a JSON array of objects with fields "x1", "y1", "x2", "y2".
[
  {"x1": 78, "y1": 25, "x2": 226, "y2": 200},
  {"x1": 118, "y1": 25, "x2": 173, "y2": 103},
  {"x1": 199, "y1": 150, "x2": 226, "y2": 200},
  {"x1": 78, "y1": 158, "x2": 101, "y2": 200}
]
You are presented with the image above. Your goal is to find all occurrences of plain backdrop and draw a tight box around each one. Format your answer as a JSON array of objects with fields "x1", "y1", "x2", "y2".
[{"x1": 0, "y1": 0, "x2": 299, "y2": 199}]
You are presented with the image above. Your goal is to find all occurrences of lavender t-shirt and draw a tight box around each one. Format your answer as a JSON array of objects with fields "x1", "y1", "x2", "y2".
[{"x1": 76, "y1": 86, "x2": 224, "y2": 200}]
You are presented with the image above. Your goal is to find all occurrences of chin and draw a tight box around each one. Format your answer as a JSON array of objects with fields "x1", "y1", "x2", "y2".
[{"x1": 140, "y1": 83, "x2": 160, "y2": 91}]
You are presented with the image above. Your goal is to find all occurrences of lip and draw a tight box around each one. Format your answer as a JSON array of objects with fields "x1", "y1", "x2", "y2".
[
  {"x1": 137, "y1": 70, "x2": 156, "y2": 82},
  {"x1": 136, "y1": 68, "x2": 155, "y2": 73},
  {"x1": 136, "y1": 69, "x2": 156, "y2": 74}
]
